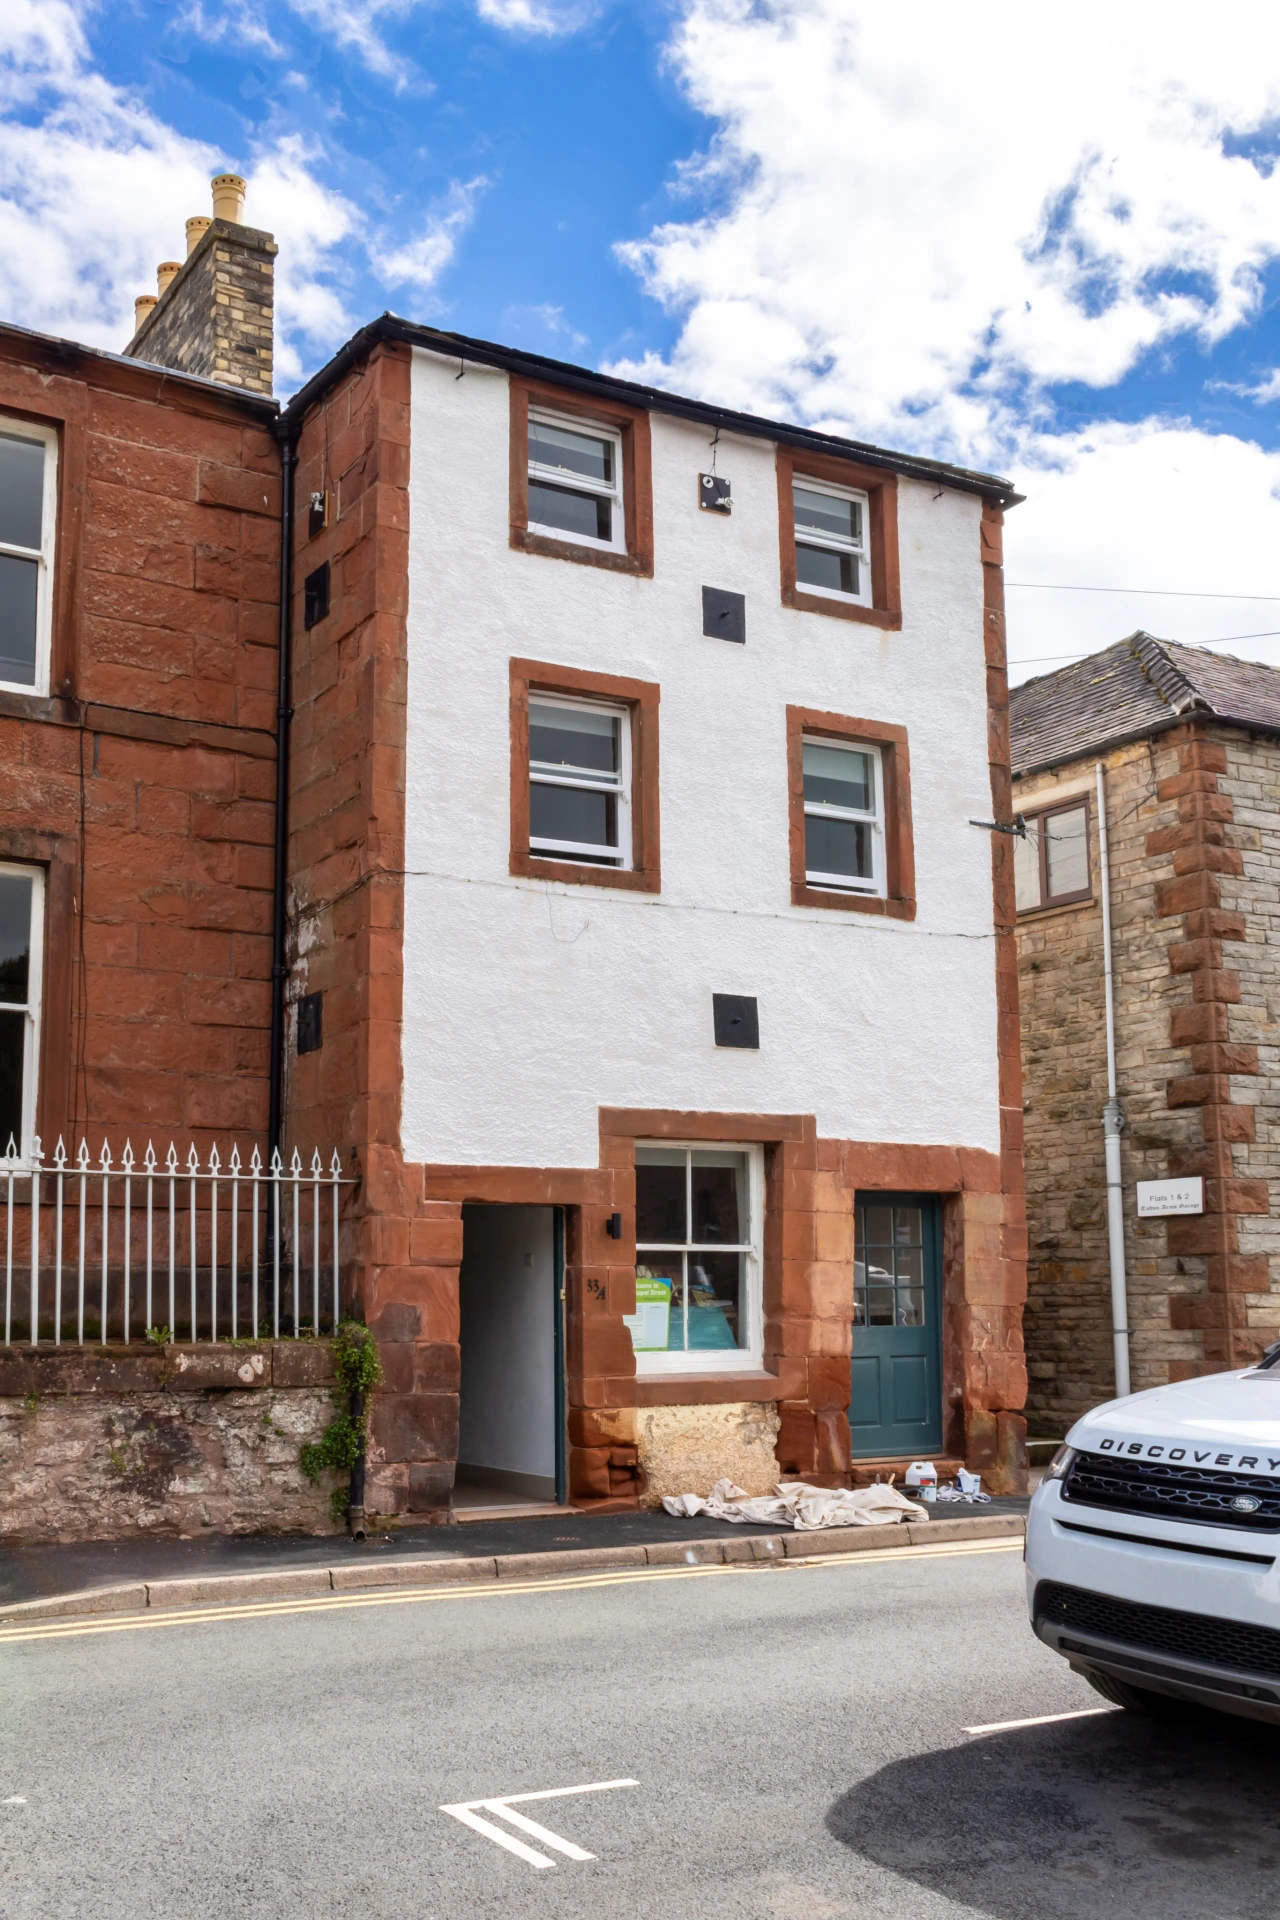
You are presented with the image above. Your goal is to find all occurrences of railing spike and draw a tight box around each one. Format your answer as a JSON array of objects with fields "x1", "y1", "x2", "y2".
[
  {"x1": 270, "y1": 1148, "x2": 283, "y2": 1174},
  {"x1": 76, "y1": 1139, "x2": 90, "y2": 1171},
  {"x1": 53, "y1": 1137, "x2": 67, "y2": 1170},
  {"x1": 187, "y1": 1144, "x2": 200, "y2": 1173},
  {"x1": 166, "y1": 1142, "x2": 179, "y2": 1173},
  {"x1": 330, "y1": 1148, "x2": 342, "y2": 1176},
  {"x1": 30, "y1": 1135, "x2": 42, "y2": 1166},
  {"x1": 122, "y1": 1139, "x2": 135, "y2": 1171},
  {"x1": 311, "y1": 1147, "x2": 323, "y2": 1175},
  {"x1": 290, "y1": 1147, "x2": 303, "y2": 1174},
  {"x1": 230, "y1": 1144, "x2": 242, "y2": 1172},
  {"x1": 143, "y1": 1141, "x2": 157, "y2": 1172},
  {"x1": 99, "y1": 1141, "x2": 113, "y2": 1171},
  {"x1": 250, "y1": 1146, "x2": 262, "y2": 1173},
  {"x1": 209, "y1": 1143, "x2": 221, "y2": 1174}
]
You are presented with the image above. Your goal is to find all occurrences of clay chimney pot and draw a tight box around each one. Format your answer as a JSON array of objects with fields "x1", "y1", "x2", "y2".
[
  {"x1": 185, "y1": 216, "x2": 212, "y2": 258},
  {"x1": 133, "y1": 294, "x2": 158, "y2": 333},
  {"x1": 156, "y1": 261, "x2": 181, "y2": 296},
  {"x1": 211, "y1": 173, "x2": 247, "y2": 225}
]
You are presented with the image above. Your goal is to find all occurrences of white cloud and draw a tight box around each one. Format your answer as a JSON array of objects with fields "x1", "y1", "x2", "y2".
[
  {"x1": 1005, "y1": 421, "x2": 1280, "y2": 683},
  {"x1": 609, "y1": 0, "x2": 1280, "y2": 679},
  {"x1": 614, "y1": 0, "x2": 1280, "y2": 464},
  {"x1": 475, "y1": 0, "x2": 599, "y2": 34},
  {"x1": 0, "y1": 4, "x2": 356, "y2": 384},
  {"x1": 373, "y1": 176, "x2": 488, "y2": 294}
]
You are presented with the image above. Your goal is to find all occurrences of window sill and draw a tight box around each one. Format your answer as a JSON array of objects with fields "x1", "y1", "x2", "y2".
[
  {"x1": 512, "y1": 850, "x2": 660, "y2": 893},
  {"x1": 791, "y1": 881, "x2": 915, "y2": 920},
  {"x1": 1016, "y1": 892, "x2": 1094, "y2": 922},
  {"x1": 782, "y1": 584, "x2": 901, "y2": 629},
  {"x1": 633, "y1": 1369, "x2": 782, "y2": 1407},
  {"x1": 511, "y1": 524, "x2": 653, "y2": 578}
]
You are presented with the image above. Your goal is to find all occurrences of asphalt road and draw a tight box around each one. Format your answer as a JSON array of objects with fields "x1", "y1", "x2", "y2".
[{"x1": 1, "y1": 1537, "x2": 1277, "y2": 1919}]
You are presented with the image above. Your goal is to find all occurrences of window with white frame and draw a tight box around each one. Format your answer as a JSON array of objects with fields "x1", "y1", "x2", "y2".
[
  {"x1": 528, "y1": 695, "x2": 631, "y2": 868},
  {"x1": 527, "y1": 411, "x2": 625, "y2": 552},
  {"x1": 802, "y1": 737, "x2": 885, "y2": 895},
  {"x1": 792, "y1": 476, "x2": 871, "y2": 607},
  {"x1": 0, "y1": 420, "x2": 57, "y2": 693},
  {"x1": 628, "y1": 1144, "x2": 762, "y2": 1372},
  {"x1": 0, "y1": 865, "x2": 44, "y2": 1159}
]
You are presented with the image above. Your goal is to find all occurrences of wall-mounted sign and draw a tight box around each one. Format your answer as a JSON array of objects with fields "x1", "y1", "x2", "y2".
[{"x1": 1136, "y1": 1176, "x2": 1204, "y2": 1218}]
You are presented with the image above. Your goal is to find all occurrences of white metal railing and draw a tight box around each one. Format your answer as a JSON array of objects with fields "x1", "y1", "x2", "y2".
[{"x1": 2, "y1": 1138, "x2": 353, "y2": 1347}]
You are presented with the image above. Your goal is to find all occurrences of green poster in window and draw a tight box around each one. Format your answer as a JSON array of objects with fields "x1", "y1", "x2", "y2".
[{"x1": 625, "y1": 1273, "x2": 672, "y2": 1352}]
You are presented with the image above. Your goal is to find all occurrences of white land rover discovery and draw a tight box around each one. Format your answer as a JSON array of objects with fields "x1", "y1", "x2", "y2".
[{"x1": 1026, "y1": 1347, "x2": 1280, "y2": 1725}]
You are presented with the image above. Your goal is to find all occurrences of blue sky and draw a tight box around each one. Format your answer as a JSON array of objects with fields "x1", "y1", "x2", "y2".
[{"x1": 7, "y1": 1, "x2": 1280, "y2": 679}]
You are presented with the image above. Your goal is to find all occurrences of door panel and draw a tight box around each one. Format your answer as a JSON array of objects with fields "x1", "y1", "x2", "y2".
[
  {"x1": 890, "y1": 1354, "x2": 928, "y2": 1426},
  {"x1": 849, "y1": 1193, "x2": 943, "y2": 1456},
  {"x1": 848, "y1": 1354, "x2": 882, "y2": 1434}
]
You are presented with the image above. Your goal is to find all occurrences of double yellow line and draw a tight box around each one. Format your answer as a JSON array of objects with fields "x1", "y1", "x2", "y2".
[{"x1": 0, "y1": 1536, "x2": 1023, "y2": 1647}]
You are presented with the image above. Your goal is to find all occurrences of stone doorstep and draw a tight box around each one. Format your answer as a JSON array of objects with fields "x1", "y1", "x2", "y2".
[{"x1": 0, "y1": 1513, "x2": 1026, "y2": 1626}]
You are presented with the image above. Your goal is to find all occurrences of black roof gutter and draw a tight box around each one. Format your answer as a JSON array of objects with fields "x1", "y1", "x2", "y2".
[{"x1": 282, "y1": 313, "x2": 1023, "y2": 509}]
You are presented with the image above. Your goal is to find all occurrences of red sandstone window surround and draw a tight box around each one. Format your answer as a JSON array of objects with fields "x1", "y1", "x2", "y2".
[
  {"x1": 785, "y1": 706, "x2": 915, "y2": 920},
  {"x1": 509, "y1": 658, "x2": 661, "y2": 892},
  {"x1": 776, "y1": 446, "x2": 901, "y2": 630},
  {"x1": 1014, "y1": 796, "x2": 1092, "y2": 913},
  {"x1": 509, "y1": 377, "x2": 653, "y2": 578}
]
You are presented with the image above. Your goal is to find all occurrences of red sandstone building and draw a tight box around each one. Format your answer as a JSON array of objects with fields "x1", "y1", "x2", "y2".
[{"x1": 0, "y1": 176, "x2": 1029, "y2": 1536}]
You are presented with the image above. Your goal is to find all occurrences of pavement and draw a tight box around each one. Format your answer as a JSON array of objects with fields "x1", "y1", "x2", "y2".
[
  {"x1": 0, "y1": 1495, "x2": 1029, "y2": 1609},
  {"x1": 2, "y1": 1531, "x2": 1276, "y2": 1918}
]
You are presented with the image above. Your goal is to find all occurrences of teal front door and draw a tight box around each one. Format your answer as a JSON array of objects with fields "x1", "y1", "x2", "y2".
[{"x1": 849, "y1": 1194, "x2": 943, "y2": 1456}]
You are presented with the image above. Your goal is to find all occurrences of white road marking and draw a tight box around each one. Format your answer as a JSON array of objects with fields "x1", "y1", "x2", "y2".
[
  {"x1": 963, "y1": 1706, "x2": 1119, "y2": 1736},
  {"x1": 440, "y1": 1778, "x2": 638, "y2": 1870},
  {"x1": 2, "y1": 1796, "x2": 26, "y2": 1805}
]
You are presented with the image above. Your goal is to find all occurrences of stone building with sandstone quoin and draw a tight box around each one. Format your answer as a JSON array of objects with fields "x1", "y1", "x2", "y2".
[
  {"x1": 1012, "y1": 634, "x2": 1280, "y2": 1437},
  {"x1": 0, "y1": 171, "x2": 1030, "y2": 1538}
]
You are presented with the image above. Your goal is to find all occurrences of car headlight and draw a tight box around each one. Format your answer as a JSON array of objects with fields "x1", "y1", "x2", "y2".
[{"x1": 1044, "y1": 1445, "x2": 1077, "y2": 1481}]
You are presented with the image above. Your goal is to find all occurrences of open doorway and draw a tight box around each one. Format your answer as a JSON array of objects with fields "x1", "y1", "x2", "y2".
[{"x1": 456, "y1": 1203, "x2": 566, "y2": 1517}]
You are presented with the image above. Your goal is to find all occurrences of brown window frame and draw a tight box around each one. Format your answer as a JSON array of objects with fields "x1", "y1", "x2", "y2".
[
  {"x1": 510, "y1": 657, "x2": 661, "y2": 893},
  {"x1": 776, "y1": 446, "x2": 901, "y2": 630},
  {"x1": 1016, "y1": 795, "x2": 1093, "y2": 914},
  {"x1": 509, "y1": 377, "x2": 654, "y2": 578},
  {"x1": 786, "y1": 706, "x2": 915, "y2": 920}
]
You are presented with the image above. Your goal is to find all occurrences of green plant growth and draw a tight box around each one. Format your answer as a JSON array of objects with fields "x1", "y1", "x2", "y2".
[
  {"x1": 299, "y1": 1322, "x2": 381, "y2": 1524},
  {"x1": 145, "y1": 1325, "x2": 172, "y2": 1346}
]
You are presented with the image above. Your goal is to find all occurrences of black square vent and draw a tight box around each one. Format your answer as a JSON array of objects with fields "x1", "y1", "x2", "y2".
[
  {"x1": 297, "y1": 991, "x2": 323, "y2": 1056},
  {"x1": 713, "y1": 993, "x2": 759, "y2": 1049},
  {"x1": 699, "y1": 473, "x2": 732, "y2": 513},
  {"x1": 702, "y1": 586, "x2": 745, "y2": 644},
  {"x1": 303, "y1": 562, "x2": 330, "y2": 629}
]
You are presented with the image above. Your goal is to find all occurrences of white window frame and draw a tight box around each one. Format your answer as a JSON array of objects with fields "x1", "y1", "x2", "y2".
[
  {"x1": 792, "y1": 474, "x2": 872, "y2": 608},
  {"x1": 631, "y1": 1141, "x2": 764, "y2": 1376},
  {"x1": 0, "y1": 862, "x2": 44, "y2": 1164},
  {"x1": 0, "y1": 417, "x2": 58, "y2": 696},
  {"x1": 527, "y1": 407, "x2": 626, "y2": 555},
  {"x1": 802, "y1": 736, "x2": 886, "y2": 897},
  {"x1": 528, "y1": 691, "x2": 633, "y2": 869}
]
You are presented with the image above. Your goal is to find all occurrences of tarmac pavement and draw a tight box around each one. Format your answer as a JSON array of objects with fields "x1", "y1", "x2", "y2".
[{"x1": 2, "y1": 1532, "x2": 1276, "y2": 1919}]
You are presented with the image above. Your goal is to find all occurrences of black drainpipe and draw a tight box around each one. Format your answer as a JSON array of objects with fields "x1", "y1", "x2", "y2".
[{"x1": 268, "y1": 424, "x2": 297, "y2": 1163}]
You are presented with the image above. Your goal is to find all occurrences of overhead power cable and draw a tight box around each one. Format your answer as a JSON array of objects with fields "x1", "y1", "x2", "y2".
[
  {"x1": 1007, "y1": 582, "x2": 1280, "y2": 602},
  {"x1": 1011, "y1": 627, "x2": 1280, "y2": 667}
]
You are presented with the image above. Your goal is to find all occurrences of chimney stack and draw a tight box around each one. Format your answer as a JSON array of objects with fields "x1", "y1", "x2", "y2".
[{"x1": 124, "y1": 172, "x2": 276, "y2": 396}]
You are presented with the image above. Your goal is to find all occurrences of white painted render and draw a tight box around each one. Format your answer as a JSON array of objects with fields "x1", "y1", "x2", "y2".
[{"x1": 401, "y1": 346, "x2": 1002, "y2": 1169}]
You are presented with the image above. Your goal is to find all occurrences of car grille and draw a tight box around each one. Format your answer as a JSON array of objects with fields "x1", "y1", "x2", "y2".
[
  {"x1": 1062, "y1": 1449, "x2": 1280, "y2": 1532},
  {"x1": 1035, "y1": 1580, "x2": 1280, "y2": 1679}
]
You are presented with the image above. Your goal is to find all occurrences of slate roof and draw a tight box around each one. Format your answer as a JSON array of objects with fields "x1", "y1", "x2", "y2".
[{"x1": 1010, "y1": 631, "x2": 1280, "y2": 777}]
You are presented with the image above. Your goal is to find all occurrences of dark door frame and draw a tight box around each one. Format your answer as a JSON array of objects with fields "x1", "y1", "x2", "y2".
[{"x1": 553, "y1": 1205, "x2": 567, "y2": 1505}]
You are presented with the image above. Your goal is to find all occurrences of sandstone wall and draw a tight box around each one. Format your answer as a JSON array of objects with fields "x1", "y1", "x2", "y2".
[
  {"x1": 0, "y1": 331, "x2": 281, "y2": 1158},
  {"x1": 0, "y1": 1342, "x2": 339, "y2": 1544},
  {"x1": 1016, "y1": 722, "x2": 1280, "y2": 1433},
  {"x1": 636, "y1": 1402, "x2": 781, "y2": 1506}
]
